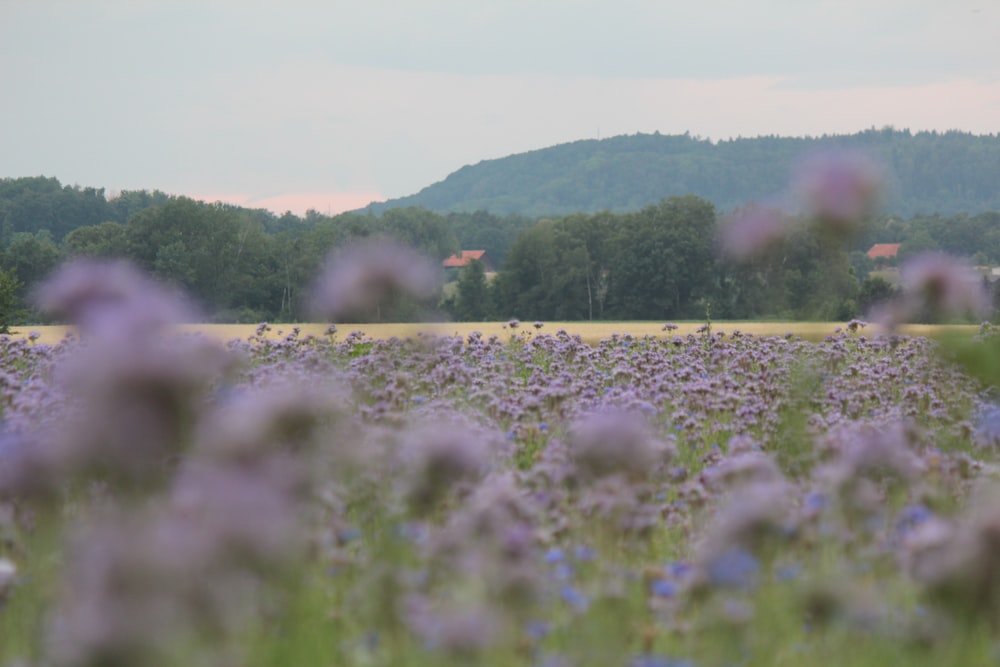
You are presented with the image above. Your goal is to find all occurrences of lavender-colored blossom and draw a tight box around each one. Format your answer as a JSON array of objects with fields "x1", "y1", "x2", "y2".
[
  {"x1": 567, "y1": 410, "x2": 674, "y2": 481},
  {"x1": 194, "y1": 377, "x2": 347, "y2": 466},
  {"x1": 54, "y1": 334, "x2": 235, "y2": 489},
  {"x1": 407, "y1": 599, "x2": 503, "y2": 656},
  {"x1": 693, "y1": 481, "x2": 792, "y2": 589},
  {"x1": 309, "y1": 237, "x2": 439, "y2": 320},
  {"x1": 901, "y1": 516, "x2": 955, "y2": 581},
  {"x1": 912, "y1": 487, "x2": 1000, "y2": 623},
  {"x1": 169, "y1": 461, "x2": 304, "y2": 568},
  {"x1": 825, "y1": 421, "x2": 925, "y2": 490},
  {"x1": 629, "y1": 656, "x2": 695, "y2": 667},
  {"x1": 704, "y1": 452, "x2": 784, "y2": 491},
  {"x1": 34, "y1": 259, "x2": 192, "y2": 340},
  {"x1": 899, "y1": 252, "x2": 990, "y2": 321},
  {"x1": 400, "y1": 419, "x2": 491, "y2": 514},
  {"x1": 705, "y1": 547, "x2": 760, "y2": 589},
  {"x1": 560, "y1": 585, "x2": 590, "y2": 612},
  {"x1": 0, "y1": 428, "x2": 61, "y2": 501},
  {"x1": 791, "y1": 150, "x2": 885, "y2": 231},
  {"x1": 974, "y1": 405, "x2": 1000, "y2": 448},
  {"x1": 718, "y1": 202, "x2": 794, "y2": 261}
]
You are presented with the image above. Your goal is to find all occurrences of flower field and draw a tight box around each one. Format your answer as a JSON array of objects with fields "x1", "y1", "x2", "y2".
[
  {"x1": 3, "y1": 153, "x2": 1000, "y2": 666},
  {"x1": 11, "y1": 320, "x2": 981, "y2": 347},
  {"x1": 4, "y1": 289, "x2": 1000, "y2": 665}
]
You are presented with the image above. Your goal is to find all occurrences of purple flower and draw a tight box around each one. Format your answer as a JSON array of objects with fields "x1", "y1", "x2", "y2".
[
  {"x1": 899, "y1": 252, "x2": 990, "y2": 320},
  {"x1": 651, "y1": 578, "x2": 677, "y2": 598},
  {"x1": 400, "y1": 419, "x2": 490, "y2": 514},
  {"x1": 560, "y1": 585, "x2": 589, "y2": 612},
  {"x1": 629, "y1": 657, "x2": 695, "y2": 667},
  {"x1": 406, "y1": 598, "x2": 502, "y2": 656},
  {"x1": 706, "y1": 546, "x2": 760, "y2": 589},
  {"x1": 309, "y1": 238, "x2": 438, "y2": 320},
  {"x1": 718, "y1": 202, "x2": 793, "y2": 261},
  {"x1": 34, "y1": 259, "x2": 192, "y2": 341},
  {"x1": 567, "y1": 410, "x2": 674, "y2": 480},
  {"x1": 544, "y1": 547, "x2": 566, "y2": 563},
  {"x1": 792, "y1": 149, "x2": 885, "y2": 231}
]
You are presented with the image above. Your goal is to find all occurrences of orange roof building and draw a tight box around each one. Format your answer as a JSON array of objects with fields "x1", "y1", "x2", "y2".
[
  {"x1": 866, "y1": 243, "x2": 901, "y2": 261},
  {"x1": 443, "y1": 250, "x2": 495, "y2": 272}
]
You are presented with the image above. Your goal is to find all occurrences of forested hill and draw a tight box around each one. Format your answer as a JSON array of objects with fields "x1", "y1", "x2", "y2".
[{"x1": 369, "y1": 128, "x2": 1000, "y2": 218}]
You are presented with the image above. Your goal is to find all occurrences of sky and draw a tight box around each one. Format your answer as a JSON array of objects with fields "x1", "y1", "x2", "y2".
[{"x1": 2, "y1": 1, "x2": 999, "y2": 215}]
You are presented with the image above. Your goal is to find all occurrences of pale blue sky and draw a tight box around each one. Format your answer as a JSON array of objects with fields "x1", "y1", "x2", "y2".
[{"x1": 2, "y1": 1, "x2": 999, "y2": 214}]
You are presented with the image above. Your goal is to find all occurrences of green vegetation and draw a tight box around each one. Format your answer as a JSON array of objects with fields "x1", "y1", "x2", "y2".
[
  {"x1": 4, "y1": 128, "x2": 1000, "y2": 325},
  {"x1": 370, "y1": 128, "x2": 1000, "y2": 218}
]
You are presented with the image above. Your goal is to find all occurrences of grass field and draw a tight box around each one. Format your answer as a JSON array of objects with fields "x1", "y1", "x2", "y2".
[{"x1": 8, "y1": 320, "x2": 983, "y2": 346}]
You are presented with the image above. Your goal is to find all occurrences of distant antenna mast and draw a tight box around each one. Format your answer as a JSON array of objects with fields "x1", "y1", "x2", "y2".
[{"x1": 597, "y1": 126, "x2": 601, "y2": 141}]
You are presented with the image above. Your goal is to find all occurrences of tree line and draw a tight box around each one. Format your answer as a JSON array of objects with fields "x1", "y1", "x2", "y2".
[
  {"x1": 450, "y1": 201, "x2": 1000, "y2": 323},
  {"x1": 3, "y1": 176, "x2": 1000, "y2": 328},
  {"x1": 0, "y1": 177, "x2": 534, "y2": 325}
]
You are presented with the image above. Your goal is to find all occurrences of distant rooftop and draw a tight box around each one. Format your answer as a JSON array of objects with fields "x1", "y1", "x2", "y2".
[
  {"x1": 867, "y1": 243, "x2": 901, "y2": 260},
  {"x1": 443, "y1": 250, "x2": 489, "y2": 268}
]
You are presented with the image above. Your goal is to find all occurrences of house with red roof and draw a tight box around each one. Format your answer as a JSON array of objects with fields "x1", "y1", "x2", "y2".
[
  {"x1": 866, "y1": 243, "x2": 900, "y2": 264},
  {"x1": 443, "y1": 250, "x2": 495, "y2": 273}
]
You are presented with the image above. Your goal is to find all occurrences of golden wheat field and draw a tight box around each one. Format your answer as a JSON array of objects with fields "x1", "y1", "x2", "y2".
[{"x1": 9, "y1": 321, "x2": 982, "y2": 346}]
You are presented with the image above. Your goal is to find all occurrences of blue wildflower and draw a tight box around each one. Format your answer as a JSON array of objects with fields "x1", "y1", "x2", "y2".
[
  {"x1": 545, "y1": 547, "x2": 565, "y2": 563},
  {"x1": 629, "y1": 655, "x2": 696, "y2": 667},
  {"x1": 775, "y1": 562, "x2": 802, "y2": 582},
  {"x1": 651, "y1": 579, "x2": 677, "y2": 598},
  {"x1": 706, "y1": 547, "x2": 760, "y2": 590},
  {"x1": 560, "y1": 585, "x2": 589, "y2": 612}
]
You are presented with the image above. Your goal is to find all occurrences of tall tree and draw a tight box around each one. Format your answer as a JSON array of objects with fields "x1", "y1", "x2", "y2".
[
  {"x1": 452, "y1": 258, "x2": 492, "y2": 321},
  {"x1": 0, "y1": 267, "x2": 22, "y2": 332},
  {"x1": 607, "y1": 196, "x2": 717, "y2": 319}
]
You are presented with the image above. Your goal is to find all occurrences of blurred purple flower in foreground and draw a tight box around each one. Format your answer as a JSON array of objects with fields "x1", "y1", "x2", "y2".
[
  {"x1": 718, "y1": 203, "x2": 793, "y2": 261},
  {"x1": 310, "y1": 238, "x2": 438, "y2": 320},
  {"x1": 568, "y1": 410, "x2": 674, "y2": 481},
  {"x1": 35, "y1": 259, "x2": 191, "y2": 340},
  {"x1": 868, "y1": 252, "x2": 989, "y2": 330},
  {"x1": 792, "y1": 150, "x2": 885, "y2": 232},
  {"x1": 900, "y1": 252, "x2": 990, "y2": 319}
]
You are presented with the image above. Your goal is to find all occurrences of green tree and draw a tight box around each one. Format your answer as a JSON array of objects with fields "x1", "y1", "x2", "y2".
[
  {"x1": 64, "y1": 221, "x2": 129, "y2": 258},
  {"x1": 494, "y1": 220, "x2": 558, "y2": 319},
  {"x1": 0, "y1": 267, "x2": 22, "y2": 333},
  {"x1": 607, "y1": 196, "x2": 717, "y2": 319},
  {"x1": 858, "y1": 275, "x2": 899, "y2": 314},
  {"x1": 375, "y1": 207, "x2": 459, "y2": 261},
  {"x1": 1, "y1": 230, "x2": 61, "y2": 296},
  {"x1": 452, "y1": 259, "x2": 492, "y2": 321}
]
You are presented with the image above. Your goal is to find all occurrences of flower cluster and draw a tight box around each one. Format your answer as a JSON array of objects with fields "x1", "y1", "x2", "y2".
[{"x1": 0, "y1": 246, "x2": 999, "y2": 665}]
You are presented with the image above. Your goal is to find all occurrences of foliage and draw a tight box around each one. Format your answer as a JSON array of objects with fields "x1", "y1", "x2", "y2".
[
  {"x1": 0, "y1": 266, "x2": 21, "y2": 333},
  {"x1": 446, "y1": 258, "x2": 493, "y2": 321},
  {"x1": 2, "y1": 316, "x2": 999, "y2": 666},
  {"x1": 369, "y1": 128, "x2": 1000, "y2": 218},
  {"x1": 6, "y1": 158, "x2": 1000, "y2": 324}
]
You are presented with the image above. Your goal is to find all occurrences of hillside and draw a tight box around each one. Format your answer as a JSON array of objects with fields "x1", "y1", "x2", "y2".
[{"x1": 368, "y1": 128, "x2": 1000, "y2": 218}]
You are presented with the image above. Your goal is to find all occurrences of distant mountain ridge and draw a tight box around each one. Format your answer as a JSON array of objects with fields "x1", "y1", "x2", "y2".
[{"x1": 368, "y1": 128, "x2": 1000, "y2": 218}]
